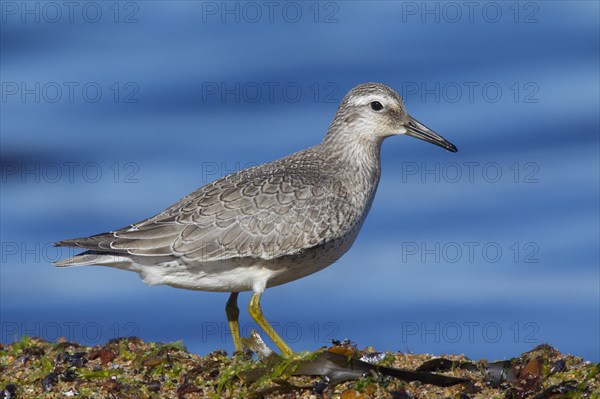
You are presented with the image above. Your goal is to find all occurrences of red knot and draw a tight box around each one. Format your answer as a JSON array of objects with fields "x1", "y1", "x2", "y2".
[{"x1": 54, "y1": 82, "x2": 458, "y2": 356}]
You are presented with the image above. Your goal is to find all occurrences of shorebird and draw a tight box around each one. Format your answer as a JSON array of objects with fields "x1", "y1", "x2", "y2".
[{"x1": 54, "y1": 83, "x2": 457, "y2": 356}]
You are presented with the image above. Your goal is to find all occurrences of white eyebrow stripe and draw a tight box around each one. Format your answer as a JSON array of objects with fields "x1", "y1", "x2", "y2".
[{"x1": 347, "y1": 95, "x2": 391, "y2": 107}]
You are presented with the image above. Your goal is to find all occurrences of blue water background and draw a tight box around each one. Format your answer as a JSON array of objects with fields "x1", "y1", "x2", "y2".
[{"x1": 1, "y1": 1, "x2": 598, "y2": 361}]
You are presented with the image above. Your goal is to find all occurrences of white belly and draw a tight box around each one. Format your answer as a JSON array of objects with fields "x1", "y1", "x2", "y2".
[{"x1": 113, "y1": 228, "x2": 359, "y2": 294}]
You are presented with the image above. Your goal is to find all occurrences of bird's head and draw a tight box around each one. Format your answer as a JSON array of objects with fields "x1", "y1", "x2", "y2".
[{"x1": 327, "y1": 82, "x2": 457, "y2": 152}]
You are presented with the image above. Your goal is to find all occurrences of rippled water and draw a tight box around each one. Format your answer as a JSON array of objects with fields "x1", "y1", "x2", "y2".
[{"x1": 1, "y1": 1, "x2": 598, "y2": 361}]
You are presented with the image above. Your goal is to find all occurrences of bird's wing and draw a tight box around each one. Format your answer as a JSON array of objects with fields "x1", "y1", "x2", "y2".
[{"x1": 56, "y1": 163, "x2": 355, "y2": 263}]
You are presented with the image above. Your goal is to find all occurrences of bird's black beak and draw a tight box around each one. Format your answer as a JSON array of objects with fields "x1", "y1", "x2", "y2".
[{"x1": 405, "y1": 115, "x2": 458, "y2": 153}]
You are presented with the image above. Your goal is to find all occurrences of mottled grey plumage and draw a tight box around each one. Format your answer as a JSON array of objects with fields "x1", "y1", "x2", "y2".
[
  {"x1": 57, "y1": 151, "x2": 360, "y2": 264},
  {"x1": 54, "y1": 83, "x2": 457, "y2": 355}
]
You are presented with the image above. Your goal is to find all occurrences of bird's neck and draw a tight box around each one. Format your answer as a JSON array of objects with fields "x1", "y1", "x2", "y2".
[{"x1": 321, "y1": 132, "x2": 383, "y2": 199}]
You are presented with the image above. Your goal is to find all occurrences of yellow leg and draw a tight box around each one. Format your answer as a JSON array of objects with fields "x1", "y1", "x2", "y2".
[
  {"x1": 225, "y1": 292, "x2": 243, "y2": 353},
  {"x1": 248, "y1": 292, "x2": 294, "y2": 357}
]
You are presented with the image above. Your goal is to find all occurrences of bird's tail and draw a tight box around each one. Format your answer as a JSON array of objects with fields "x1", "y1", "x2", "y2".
[{"x1": 53, "y1": 232, "x2": 127, "y2": 267}]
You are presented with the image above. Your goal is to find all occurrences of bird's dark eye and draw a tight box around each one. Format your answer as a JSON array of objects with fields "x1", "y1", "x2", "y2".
[{"x1": 370, "y1": 101, "x2": 383, "y2": 111}]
